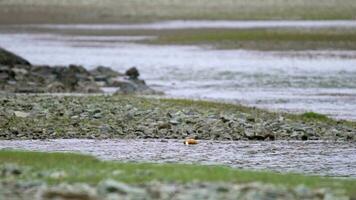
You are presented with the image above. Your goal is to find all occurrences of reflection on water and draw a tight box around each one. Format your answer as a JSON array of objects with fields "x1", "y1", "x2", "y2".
[
  {"x1": 1, "y1": 139, "x2": 355, "y2": 177},
  {"x1": 0, "y1": 24, "x2": 356, "y2": 120}
]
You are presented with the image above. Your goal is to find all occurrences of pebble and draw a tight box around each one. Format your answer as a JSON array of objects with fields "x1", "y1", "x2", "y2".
[{"x1": 14, "y1": 111, "x2": 30, "y2": 118}]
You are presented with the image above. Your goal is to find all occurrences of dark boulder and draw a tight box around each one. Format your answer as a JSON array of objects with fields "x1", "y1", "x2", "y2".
[
  {"x1": 125, "y1": 67, "x2": 139, "y2": 80},
  {"x1": 0, "y1": 47, "x2": 31, "y2": 66}
]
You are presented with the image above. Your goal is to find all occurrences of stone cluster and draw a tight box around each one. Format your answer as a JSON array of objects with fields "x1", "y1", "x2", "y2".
[
  {"x1": 0, "y1": 47, "x2": 160, "y2": 94},
  {"x1": 0, "y1": 95, "x2": 354, "y2": 141}
]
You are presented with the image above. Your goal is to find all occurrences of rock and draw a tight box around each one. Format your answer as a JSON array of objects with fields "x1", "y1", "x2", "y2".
[
  {"x1": 49, "y1": 171, "x2": 68, "y2": 179},
  {"x1": 99, "y1": 124, "x2": 113, "y2": 134},
  {"x1": 57, "y1": 65, "x2": 94, "y2": 91},
  {"x1": 39, "y1": 183, "x2": 97, "y2": 200},
  {"x1": 89, "y1": 66, "x2": 161, "y2": 95},
  {"x1": 0, "y1": 65, "x2": 12, "y2": 82},
  {"x1": 90, "y1": 66, "x2": 122, "y2": 81},
  {"x1": 14, "y1": 111, "x2": 30, "y2": 118},
  {"x1": 46, "y1": 82, "x2": 66, "y2": 93},
  {"x1": 1, "y1": 64, "x2": 102, "y2": 93},
  {"x1": 125, "y1": 67, "x2": 139, "y2": 79},
  {"x1": 112, "y1": 79, "x2": 137, "y2": 94},
  {"x1": 114, "y1": 78, "x2": 162, "y2": 95},
  {"x1": 0, "y1": 49, "x2": 155, "y2": 94},
  {"x1": 97, "y1": 179, "x2": 146, "y2": 196},
  {"x1": 158, "y1": 122, "x2": 171, "y2": 130},
  {"x1": 0, "y1": 47, "x2": 31, "y2": 66},
  {"x1": 247, "y1": 117, "x2": 256, "y2": 122},
  {"x1": 294, "y1": 185, "x2": 313, "y2": 198},
  {"x1": 1, "y1": 164, "x2": 22, "y2": 177}
]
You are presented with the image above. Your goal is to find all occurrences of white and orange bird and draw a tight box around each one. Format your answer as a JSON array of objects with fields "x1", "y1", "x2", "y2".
[{"x1": 184, "y1": 138, "x2": 198, "y2": 145}]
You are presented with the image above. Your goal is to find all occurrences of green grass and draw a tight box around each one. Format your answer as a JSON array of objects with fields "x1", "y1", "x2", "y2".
[
  {"x1": 301, "y1": 112, "x2": 330, "y2": 121},
  {"x1": 149, "y1": 28, "x2": 356, "y2": 50},
  {"x1": 1, "y1": 150, "x2": 356, "y2": 198}
]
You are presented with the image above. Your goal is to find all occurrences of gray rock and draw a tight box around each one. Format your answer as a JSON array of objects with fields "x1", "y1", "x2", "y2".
[
  {"x1": 0, "y1": 49, "x2": 156, "y2": 94},
  {"x1": 38, "y1": 183, "x2": 97, "y2": 200},
  {"x1": 1, "y1": 164, "x2": 22, "y2": 177},
  {"x1": 0, "y1": 64, "x2": 102, "y2": 93},
  {"x1": 97, "y1": 179, "x2": 146, "y2": 196},
  {"x1": 46, "y1": 82, "x2": 66, "y2": 93},
  {"x1": 14, "y1": 111, "x2": 30, "y2": 118},
  {"x1": 114, "y1": 78, "x2": 163, "y2": 95},
  {"x1": 90, "y1": 66, "x2": 122, "y2": 81}
]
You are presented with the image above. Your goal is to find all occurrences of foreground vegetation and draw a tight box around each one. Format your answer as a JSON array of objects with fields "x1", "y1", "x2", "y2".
[
  {"x1": 0, "y1": 0, "x2": 355, "y2": 24},
  {"x1": 0, "y1": 150, "x2": 355, "y2": 199}
]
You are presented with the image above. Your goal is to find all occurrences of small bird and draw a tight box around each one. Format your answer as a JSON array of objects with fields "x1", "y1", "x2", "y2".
[{"x1": 184, "y1": 138, "x2": 198, "y2": 145}]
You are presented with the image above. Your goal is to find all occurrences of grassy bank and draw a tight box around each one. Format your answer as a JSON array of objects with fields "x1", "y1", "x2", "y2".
[
  {"x1": 147, "y1": 28, "x2": 356, "y2": 50},
  {"x1": 0, "y1": 150, "x2": 355, "y2": 199},
  {"x1": 0, "y1": 0, "x2": 355, "y2": 24},
  {"x1": 0, "y1": 95, "x2": 355, "y2": 141}
]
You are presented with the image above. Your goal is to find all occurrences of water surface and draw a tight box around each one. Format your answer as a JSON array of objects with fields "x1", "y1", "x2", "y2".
[{"x1": 1, "y1": 139, "x2": 355, "y2": 177}]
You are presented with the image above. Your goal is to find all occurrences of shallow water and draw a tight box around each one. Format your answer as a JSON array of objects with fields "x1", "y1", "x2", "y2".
[
  {"x1": 0, "y1": 21, "x2": 356, "y2": 120},
  {"x1": 1, "y1": 139, "x2": 355, "y2": 177}
]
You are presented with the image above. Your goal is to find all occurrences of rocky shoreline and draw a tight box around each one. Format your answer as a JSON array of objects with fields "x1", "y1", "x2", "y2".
[
  {"x1": 0, "y1": 47, "x2": 160, "y2": 94},
  {"x1": 0, "y1": 95, "x2": 354, "y2": 141},
  {"x1": 1, "y1": 179, "x2": 347, "y2": 200}
]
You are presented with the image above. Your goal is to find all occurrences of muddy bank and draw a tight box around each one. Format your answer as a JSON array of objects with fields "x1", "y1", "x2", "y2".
[{"x1": 0, "y1": 95, "x2": 354, "y2": 141}]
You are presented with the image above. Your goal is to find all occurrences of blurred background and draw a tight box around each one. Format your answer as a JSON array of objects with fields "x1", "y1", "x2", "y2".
[{"x1": 0, "y1": 0, "x2": 355, "y2": 120}]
